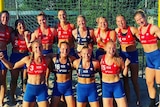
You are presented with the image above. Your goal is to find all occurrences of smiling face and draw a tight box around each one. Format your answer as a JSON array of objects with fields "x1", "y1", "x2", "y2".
[
  {"x1": 58, "y1": 10, "x2": 67, "y2": 22},
  {"x1": 134, "y1": 13, "x2": 147, "y2": 27},
  {"x1": 105, "y1": 41, "x2": 116, "y2": 57},
  {"x1": 37, "y1": 15, "x2": 47, "y2": 27},
  {"x1": 15, "y1": 20, "x2": 26, "y2": 33},
  {"x1": 60, "y1": 42, "x2": 70, "y2": 57},
  {"x1": 97, "y1": 17, "x2": 108, "y2": 30},
  {"x1": 80, "y1": 47, "x2": 91, "y2": 61},
  {"x1": 1, "y1": 12, "x2": 9, "y2": 25},
  {"x1": 31, "y1": 41, "x2": 42, "y2": 57},
  {"x1": 77, "y1": 15, "x2": 86, "y2": 28},
  {"x1": 116, "y1": 15, "x2": 127, "y2": 29}
]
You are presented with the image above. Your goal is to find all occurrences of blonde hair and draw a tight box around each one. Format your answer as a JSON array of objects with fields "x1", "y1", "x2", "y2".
[
  {"x1": 134, "y1": 9, "x2": 146, "y2": 18},
  {"x1": 96, "y1": 16, "x2": 108, "y2": 24},
  {"x1": 37, "y1": 11, "x2": 47, "y2": 19}
]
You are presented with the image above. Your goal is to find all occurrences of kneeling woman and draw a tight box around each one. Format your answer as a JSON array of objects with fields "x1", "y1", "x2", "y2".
[
  {"x1": 0, "y1": 40, "x2": 51, "y2": 107},
  {"x1": 73, "y1": 46, "x2": 100, "y2": 107},
  {"x1": 100, "y1": 40, "x2": 130, "y2": 107}
]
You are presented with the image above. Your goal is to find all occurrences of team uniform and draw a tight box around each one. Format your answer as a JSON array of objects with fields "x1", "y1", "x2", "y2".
[
  {"x1": 76, "y1": 27, "x2": 93, "y2": 48},
  {"x1": 117, "y1": 26, "x2": 139, "y2": 64},
  {"x1": 52, "y1": 54, "x2": 73, "y2": 96},
  {"x1": 95, "y1": 28, "x2": 111, "y2": 59},
  {"x1": 76, "y1": 27, "x2": 94, "y2": 57},
  {"x1": 100, "y1": 55, "x2": 125, "y2": 98},
  {"x1": 0, "y1": 26, "x2": 10, "y2": 70},
  {"x1": 57, "y1": 23, "x2": 76, "y2": 57},
  {"x1": 139, "y1": 24, "x2": 160, "y2": 69},
  {"x1": 77, "y1": 59, "x2": 99, "y2": 102},
  {"x1": 37, "y1": 27, "x2": 54, "y2": 55},
  {"x1": 23, "y1": 57, "x2": 48, "y2": 102},
  {"x1": 10, "y1": 34, "x2": 28, "y2": 69}
]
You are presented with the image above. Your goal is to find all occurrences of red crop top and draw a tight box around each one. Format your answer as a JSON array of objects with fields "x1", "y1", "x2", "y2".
[
  {"x1": 96, "y1": 28, "x2": 111, "y2": 48},
  {"x1": 100, "y1": 55, "x2": 120, "y2": 74},
  {"x1": 139, "y1": 24, "x2": 157, "y2": 44},
  {"x1": 37, "y1": 27, "x2": 54, "y2": 44},
  {"x1": 0, "y1": 26, "x2": 10, "y2": 42},
  {"x1": 27, "y1": 58, "x2": 47, "y2": 75},
  {"x1": 57, "y1": 23, "x2": 72, "y2": 39},
  {"x1": 117, "y1": 27, "x2": 135, "y2": 44},
  {"x1": 12, "y1": 36, "x2": 28, "y2": 51}
]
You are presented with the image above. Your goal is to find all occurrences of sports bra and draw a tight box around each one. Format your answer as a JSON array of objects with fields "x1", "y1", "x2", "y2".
[
  {"x1": 54, "y1": 54, "x2": 71, "y2": 74},
  {"x1": 0, "y1": 26, "x2": 10, "y2": 42},
  {"x1": 117, "y1": 27, "x2": 135, "y2": 44},
  {"x1": 37, "y1": 27, "x2": 54, "y2": 44},
  {"x1": 96, "y1": 28, "x2": 111, "y2": 48},
  {"x1": 139, "y1": 24, "x2": 157, "y2": 44},
  {"x1": 76, "y1": 27, "x2": 92, "y2": 45},
  {"x1": 27, "y1": 57, "x2": 47, "y2": 75},
  {"x1": 77, "y1": 59, "x2": 95, "y2": 78},
  {"x1": 57, "y1": 23, "x2": 72, "y2": 39},
  {"x1": 12, "y1": 34, "x2": 28, "y2": 51},
  {"x1": 100, "y1": 55, "x2": 120, "y2": 74}
]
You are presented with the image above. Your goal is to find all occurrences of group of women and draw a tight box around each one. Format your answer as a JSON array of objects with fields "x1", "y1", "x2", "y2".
[{"x1": 0, "y1": 9, "x2": 160, "y2": 107}]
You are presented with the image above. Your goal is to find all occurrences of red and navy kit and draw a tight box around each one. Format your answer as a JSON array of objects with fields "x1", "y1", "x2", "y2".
[
  {"x1": 117, "y1": 27, "x2": 135, "y2": 44},
  {"x1": 100, "y1": 55, "x2": 120, "y2": 74},
  {"x1": 0, "y1": 26, "x2": 10, "y2": 43},
  {"x1": 27, "y1": 58, "x2": 47, "y2": 75},
  {"x1": 37, "y1": 27, "x2": 54, "y2": 44},
  {"x1": 12, "y1": 35, "x2": 28, "y2": 51},
  {"x1": 139, "y1": 24, "x2": 157, "y2": 44},
  {"x1": 57, "y1": 23, "x2": 72, "y2": 40},
  {"x1": 96, "y1": 28, "x2": 111, "y2": 48}
]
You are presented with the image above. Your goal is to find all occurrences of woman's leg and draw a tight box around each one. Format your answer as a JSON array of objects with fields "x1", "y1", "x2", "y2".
[
  {"x1": 145, "y1": 67, "x2": 156, "y2": 106},
  {"x1": 0, "y1": 69, "x2": 7, "y2": 106},
  {"x1": 115, "y1": 97, "x2": 128, "y2": 107},
  {"x1": 37, "y1": 101, "x2": 49, "y2": 107},
  {"x1": 65, "y1": 95, "x2": 75, "y2": 107},
  {"x1": 22, "y1": 101, "x2": 35, "y2": 107},
  {"x1": 10, "y1": 69, "x2": 20, "y2": 103},
  {"x1": 103, "y1": 98, "x2": 113, "y2": 107},
  {"x1": 130, "y1": 63, "x2": 140, "y2": 104},
  {"x1": 50, "y1": 96, "x2": 60, "y2": 107},
  {"x1": 89, "y1": 101, "x2": 100, "y2": 107}
]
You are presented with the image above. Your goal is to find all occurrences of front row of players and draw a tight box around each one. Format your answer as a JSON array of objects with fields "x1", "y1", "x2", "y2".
[{"x1": 0, "y1": 40, "x2": 130, "y2": 107}]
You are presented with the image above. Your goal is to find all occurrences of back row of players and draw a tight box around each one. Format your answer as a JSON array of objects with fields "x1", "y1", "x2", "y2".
[{"x1": 0, "y1": 9, "x2": 160, "y2": 107}]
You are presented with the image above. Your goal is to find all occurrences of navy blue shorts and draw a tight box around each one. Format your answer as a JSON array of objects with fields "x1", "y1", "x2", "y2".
[
  {"x1": 42, "y1": 49, "x2": 53, "y2": 55},
  {"x1": 77, "y1": 82, "x2": 99, "y2": 102},
  {"x1": 10, "y1": 52, "x2": 28, "y2": 69},
  {"x1": 52, "y1": 80, "x2": 73, "y2": 96},
  {"x1": 95, "y1": 48, "x2": 106, "y2": 60},
  {"x1": 145, "y1": 49, "x2": 160, "y2": 69},
  {"x1": 0, "y1": 50, "x2": 8, "y2": 70},
  {"x1": 119, "y1": 50, "x2": 139, "y2": 64},
  {"x1": 102, "y1": 80, "x2": 125, "y2": 98},
  {"x1": 23, "y1": 83, "x2": 48, "y2": 102}
]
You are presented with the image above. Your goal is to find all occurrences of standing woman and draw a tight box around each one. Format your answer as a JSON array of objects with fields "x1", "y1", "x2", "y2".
[
  {"x1": 72, "y1": 15, "x2": 95, "y2": 57},
  {"x1": 94, "y1": 16, "x2": 116, "y2": 59},
  {"x1": 100, "y1": 40, "x2": 130, "y2": 107},
  {"x1": 57, "y1": 9, "x2": 76, "y2": 57},
  {"x1": 28, "y1": 12, "x2": 57, "y2": 85},
  {"x1": 115, "y1": 15, "x2": 140, "y2": 105},
  {"x1": 73, "y1": 46, "x2": 100, "y2": 107},
  {"x1": 50, "y1": 41, "x2": 76, "y2": 107},
  {"x1": 134, "y1": 10, "x2": 160, "y2": 107},
  {"x1": 9, "y1": 19, "x2": 31, "y2": 104},
  {"x1": 0, "y1": 10, "x2": 13, "y2": 106},
  {"x1": 0, "y1": 40, "x2": 51, "y2": 107}
]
